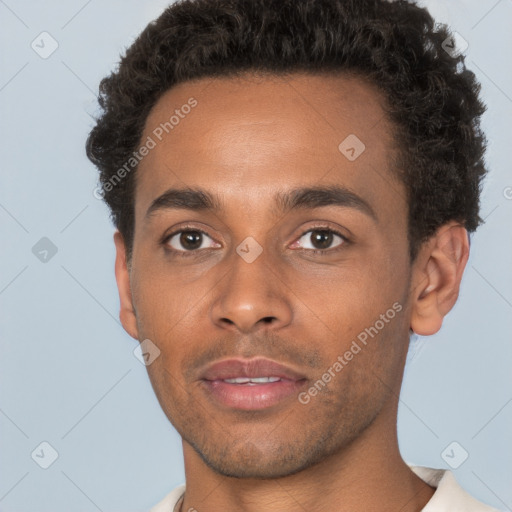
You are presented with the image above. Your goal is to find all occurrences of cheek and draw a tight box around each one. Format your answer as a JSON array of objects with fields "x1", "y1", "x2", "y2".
[
  {"x1": 130, "y1": 261, "x2": 195, "y2": 339},
  {"x1": 293, "y1": 256, "x2": 409, "y2": 382},
  {"x1": 289, "y1": 255, "x2": 402, "y2": 324}
]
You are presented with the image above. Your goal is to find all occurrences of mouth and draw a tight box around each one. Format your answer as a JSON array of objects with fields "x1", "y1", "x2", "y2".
[
  {"x1": 199, "y1": 357, "x2": 308, "y2": 411},
  {"x1": 201, "y1": 377, "x2": 307, "y2": 410}
]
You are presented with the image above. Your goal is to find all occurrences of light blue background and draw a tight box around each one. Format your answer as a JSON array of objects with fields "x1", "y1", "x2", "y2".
[{"x1": 1, "y1": 1, "x2": 511, "y2": 511}]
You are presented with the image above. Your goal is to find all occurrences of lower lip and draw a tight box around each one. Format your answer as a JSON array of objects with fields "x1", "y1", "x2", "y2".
[{"x1": 201, "y1": 379, "x2": 306, "y2": 410}]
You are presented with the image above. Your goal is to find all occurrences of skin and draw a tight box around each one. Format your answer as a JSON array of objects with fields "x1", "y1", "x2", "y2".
[{"x1": 113, "y1": 72, "x2": 470, "y2": 512}]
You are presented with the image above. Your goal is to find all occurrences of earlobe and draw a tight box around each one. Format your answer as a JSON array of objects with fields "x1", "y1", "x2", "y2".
[
  {"x1": 410, "y1": 223, "x2": 470, "y2": 336},
  {"x1": 113, "y1": 231, "x2": 139, "y2": 340}
]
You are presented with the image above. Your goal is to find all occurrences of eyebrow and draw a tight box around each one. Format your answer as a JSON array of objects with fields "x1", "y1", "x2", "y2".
[{"x1": 145, "y1": 185, "x2": 377, "y2": 222}]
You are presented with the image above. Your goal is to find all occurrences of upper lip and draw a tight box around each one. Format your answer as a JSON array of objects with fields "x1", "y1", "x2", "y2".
[{"x1": 200, "y1": 357, "x2": 307, "y2": 381}]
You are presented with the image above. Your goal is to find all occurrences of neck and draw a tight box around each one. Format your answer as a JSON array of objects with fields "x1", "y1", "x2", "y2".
[{"x1": 178, "y1": 401, "x2": 435, "y2": 512}]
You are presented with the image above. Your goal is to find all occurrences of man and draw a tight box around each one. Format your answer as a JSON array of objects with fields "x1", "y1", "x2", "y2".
[{"x1": 86, "y1": 0, "x2": 499, "y2": 510}]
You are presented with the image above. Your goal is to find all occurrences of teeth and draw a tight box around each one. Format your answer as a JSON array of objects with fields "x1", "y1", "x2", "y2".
[
  {"x1": 223, "y1": 377, "x2": 251, "y2": 384},
  {"x1": 223, "y1": 376, "x2": 282, "y2": 384}
]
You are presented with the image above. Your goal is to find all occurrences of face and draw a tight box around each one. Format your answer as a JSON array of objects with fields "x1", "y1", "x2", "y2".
[{"x1": 121, "y1": 72, "x2": 415, "y2": 478}]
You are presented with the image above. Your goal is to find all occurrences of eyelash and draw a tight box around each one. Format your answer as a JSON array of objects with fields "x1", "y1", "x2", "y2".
[{"x1": 161, "y1": 224, "x2": 349, "y2": 258}]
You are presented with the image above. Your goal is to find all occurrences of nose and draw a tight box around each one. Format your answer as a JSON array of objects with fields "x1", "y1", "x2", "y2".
[{"x1": 210, "y1": 249, "x2": 293, "y2": 334}]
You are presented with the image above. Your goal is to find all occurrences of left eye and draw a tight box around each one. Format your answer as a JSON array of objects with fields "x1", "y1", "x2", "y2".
[{"x1": 294, "y1": 229, "x2": 346, "y2": 251}]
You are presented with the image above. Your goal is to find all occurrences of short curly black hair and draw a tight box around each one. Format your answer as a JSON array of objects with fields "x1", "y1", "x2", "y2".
[{"x1": 86, "y1": 0, "x2": 488, "y2": 263}]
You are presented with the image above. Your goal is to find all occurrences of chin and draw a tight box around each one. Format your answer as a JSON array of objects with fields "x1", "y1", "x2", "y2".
[
  {"x1": 189, "y1": 435, "x2": 330, "y2": 480},
  {"x1": 200, "y1": 454, "x2": 312, "y2": 480}
]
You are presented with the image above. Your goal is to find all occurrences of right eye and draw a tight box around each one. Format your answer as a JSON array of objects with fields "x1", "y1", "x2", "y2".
[{"x1": 163, "y1": 229, "x2": 221, "y2": 255}]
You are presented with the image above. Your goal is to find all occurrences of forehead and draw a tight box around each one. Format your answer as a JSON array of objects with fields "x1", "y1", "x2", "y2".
[{"x1": 135, "y1": 72, "x2": 404, "y2": 221}]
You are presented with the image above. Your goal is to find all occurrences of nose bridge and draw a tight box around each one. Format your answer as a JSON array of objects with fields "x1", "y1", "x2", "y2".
[{"x1": 210, "y1": 243, "x2": 292, "y2": 333}]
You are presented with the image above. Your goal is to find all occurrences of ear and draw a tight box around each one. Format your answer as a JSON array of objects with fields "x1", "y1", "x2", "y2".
[
  {"x1": 410, "y1": 222, "x2": 470, "y2": 336},
  {"x1": 113, "y1": 231, "x2": 139, "y2": 340}
]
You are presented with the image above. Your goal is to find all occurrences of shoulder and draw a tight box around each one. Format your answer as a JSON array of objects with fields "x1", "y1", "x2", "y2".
[{"x1": 409, "y1": 465, "x2": 502, "y2": 512}]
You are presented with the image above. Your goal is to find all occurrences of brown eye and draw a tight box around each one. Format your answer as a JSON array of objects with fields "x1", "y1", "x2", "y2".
[
  {"x1": 310, "y1": 230, "x2": 334, "y2": 249},
  {"x1": 166, "y1": 230, "x2": 219, "y2": 252},
  {"x1": 295, "y1": 229, "x2": 346, "y2": 252}
]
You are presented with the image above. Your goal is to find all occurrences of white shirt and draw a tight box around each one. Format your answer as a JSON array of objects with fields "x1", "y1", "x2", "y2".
[{"x1": 149, "y1": 465, "x2": 502, "y2": 512}]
